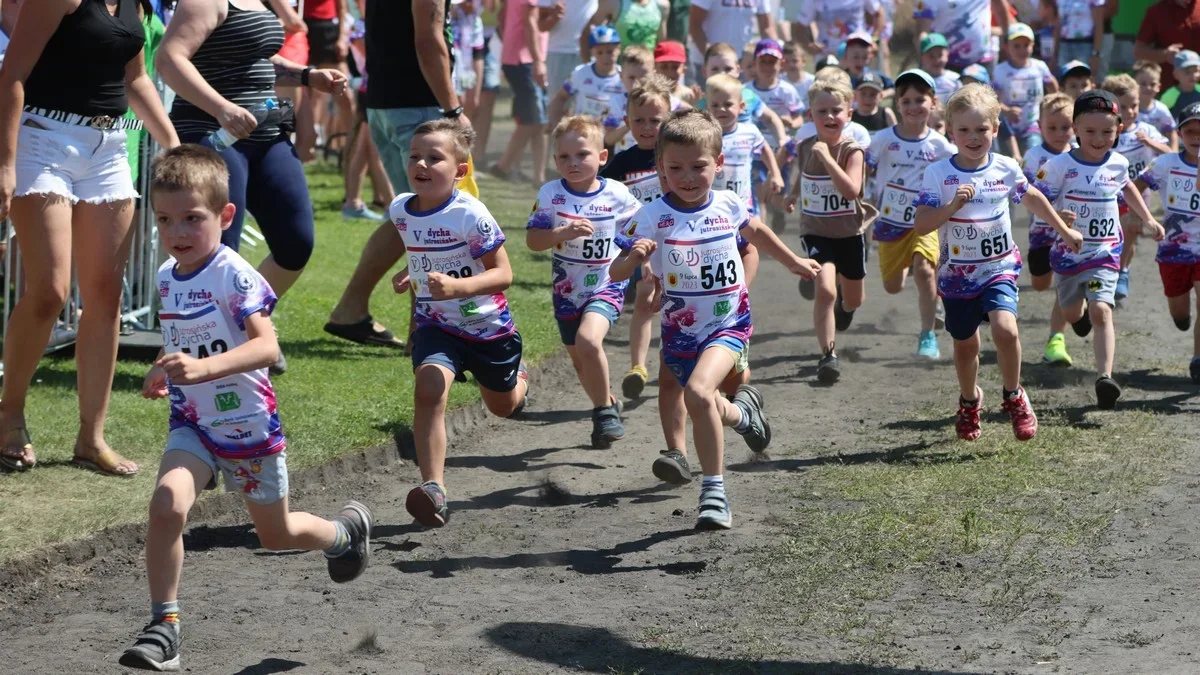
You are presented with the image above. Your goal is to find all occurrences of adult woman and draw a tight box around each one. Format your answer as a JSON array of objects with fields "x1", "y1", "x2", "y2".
[
  {"x1": 157, "y1": 0, "x2": 347, "y2": 365},
  {"x1": 582, "y1": 0, "x2": 667, "y2": 57},
  {"x1": 0, "y1": 0, "x2": 179, "y2": 474}
]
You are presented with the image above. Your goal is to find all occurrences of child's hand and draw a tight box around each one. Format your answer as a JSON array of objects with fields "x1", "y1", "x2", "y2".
[
  {"x1": 1061, "y1": 227, "x2": 1084, "y2": 253},
  {"x1": 1057, "y1": 209, "x2": 1077, "y2": 227},
  {"x1": 629, "y1": 238, "x2": 657, "y2": 261},
  {"x1": 1144, "y1": 219, "x2": 1166, "y2": 241},
  {"x1": 1003, "y1": 106, "x2": 1020, "y2": 125},
  {"x1": 391, "y1": 268, "x2": 411, "y2": 294},
  {"x1": 952, "y1": 184, "x2": 975, "y2": 208},
  {"x1": 810, "y1": 141, "x2": 831, "y2": 160},
  {"x1": 560, "y1": 219, "x2": 594, "y2": 240},
  {"x1": 1135, "y1": 130, "x2": 1149, "y2": 143},
  {"x1": 426, "y1": 271, "x2": 462, "y2": 300},
  {"x1": 785, "y1": 195, "x2": 797, "y2": 213},
  {"x1": 788, "y1": 256, "x2": 822, "y2": 279},
  {"x1": 769, "y1": 174, "x2": 785, "y2": 195},
  {"x1": 156, "y1": 353, "x2": 212, "y2": 386},
  {"x1": 142, "y1": 365, "x2": 169, "y2": 399}
]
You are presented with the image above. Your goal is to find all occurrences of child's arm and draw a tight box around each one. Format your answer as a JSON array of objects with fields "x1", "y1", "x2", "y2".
[
  {"x1": 758, "y1": 142, "x2": 784, "y2": 194},
  {"x1": 884, "y1": 108, "x2": 897, "y2": 126},
  {"x1": 526, "y1": 218, "x2": 593, "y2": 251},
  {"x1": 1168, "y1": 129, "x2": 1179, "y2": 152},
  {"x1": 429, "y1": 245, "x2": 514, "y2": 299},
  {"x1": 739, "y1": 241, "x2": 760, "y2": 286},
  {"x1": 610, "y1": 239, "x2": 656, "y2": 282},
  {"x1": 1136, "y1": 129, "x2": 1173, "y2": 156},
  {"x1": 156, "y1": 311, "x2": 280, "y2": 385},
  {"x1": 604, "y1": 123, "x2": 628, "y2": 148},
  {"x1": 759, "y1": 107, "x2": 788, "y2": 145},
  {"x1": 546, "y1": 89, "x2": 571, "y2": 132},
  {"x1": 1121, "y1": 181, "x2": 1166, "y2": 240},
  {"x1": 811, "y1": 142, "x2": 863, "y2": 199},
  {"x1": 1023, "y1": 185, "x2": 1085, "y2": 250},
  {"x1": 143, "y1": 348, "x2": 169, "y2": 399},
  {"x1": 742, "y1": 217, "x2": 821, "y2": 278},
  {"x1": 914, "y1": 184, "x2": 973, "y2": 236}
]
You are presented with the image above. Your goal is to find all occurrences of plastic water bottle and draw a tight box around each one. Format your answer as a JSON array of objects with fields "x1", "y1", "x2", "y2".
[{"x1": 207, "y1": 99, "x2": 278, "y2": 151}]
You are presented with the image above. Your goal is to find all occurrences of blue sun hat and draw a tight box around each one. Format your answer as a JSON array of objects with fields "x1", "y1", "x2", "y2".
[{"x1": 589, "y1": 25, "x2": 620, "y2": 47}]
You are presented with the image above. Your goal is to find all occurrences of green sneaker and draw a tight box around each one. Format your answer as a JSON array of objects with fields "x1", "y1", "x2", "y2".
[{"x1": 1042, "y1": 332, "x2": 1072, "y2": 367}]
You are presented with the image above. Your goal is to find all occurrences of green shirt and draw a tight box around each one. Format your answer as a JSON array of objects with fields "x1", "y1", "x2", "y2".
[
  {"x1": 125, "y1": 12, "x2": 166, "y2": 183},
  {"x1": 616, "y1": 0, "x2": 662, "y2": 50}
]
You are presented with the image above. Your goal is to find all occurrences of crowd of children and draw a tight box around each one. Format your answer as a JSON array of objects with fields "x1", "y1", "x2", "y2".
[{"x1": 118, "y1": 13, "x2": 1200, "y2": 670}]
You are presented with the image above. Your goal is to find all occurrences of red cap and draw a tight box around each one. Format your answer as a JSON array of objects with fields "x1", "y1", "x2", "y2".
[{"x1": 654, "y1": 41, "x2": 686, "y2": 64}]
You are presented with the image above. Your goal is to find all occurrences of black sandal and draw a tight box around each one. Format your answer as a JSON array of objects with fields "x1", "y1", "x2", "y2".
[
  {"x1": 323, "y1": 315, "x2": 405, "y2": 349},
  {"x1": 0, "y1": 426, "x2": 34, "y2": 472}
]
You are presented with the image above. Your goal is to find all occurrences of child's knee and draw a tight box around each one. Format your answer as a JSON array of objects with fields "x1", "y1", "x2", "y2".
[
  {"x1": 991, "y1": 318, "x2": 1019, "y2": 345},
  {"x1": 413, "y1": 367, "x2": 451, "y2": 408},
  {"x1": 914, "y1": 257, "x2": 936, "y2": 281},
  {"x1": 682, "y1": 382, "x2": 712, "y2": 412},
  {"x1": 1031, "y1": 274, "x2": 1052, "y2": 292},
  {"x1": 148, "y1": 485, "x2": 190, "y2": 531},
  {"x1": 882, "y1": 276, "x2": 904, "y2": 295},
  {"x1": 1089, "y1": 300, "x2": 1113, "y2": 324}
]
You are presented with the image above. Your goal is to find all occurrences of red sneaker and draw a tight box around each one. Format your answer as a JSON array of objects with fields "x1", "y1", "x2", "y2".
[
  {"x1": 955, "y1": 388, "x2": 983, "y2": 441},
  {"x1": 1001, "y1": 387, "x2": 1038, "y2": 441}
]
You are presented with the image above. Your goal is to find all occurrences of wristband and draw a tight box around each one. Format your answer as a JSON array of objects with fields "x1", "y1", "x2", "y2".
[
  {"x1": 301, "y1": 66, "x2": 313, "y2": 87},
  {"x1": 443, "y1": 106, "x2": 464, "y2": 119}
]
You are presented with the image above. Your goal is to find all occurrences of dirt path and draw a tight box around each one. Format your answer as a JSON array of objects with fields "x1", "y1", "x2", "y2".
[{"x1": 4, "y1": 194, "x2": 1200, "y2": 673}]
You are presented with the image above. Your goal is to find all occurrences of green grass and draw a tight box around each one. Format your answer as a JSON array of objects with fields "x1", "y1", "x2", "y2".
[{"x1": 0, "y1": 165, "x2": 548, "y2": 563}]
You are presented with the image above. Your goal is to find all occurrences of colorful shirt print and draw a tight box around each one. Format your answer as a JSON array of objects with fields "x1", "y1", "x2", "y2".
[
  {"x1": 1058, "y1": 0, "x2": 1105, "y2": 40},
  {"x1": 748, "y1": 79, "x2": 804, "y2": 147},
  {"x1": 991, "y1": 59, "x2": 1055, "y2": 137},
  {"x1": 1138, "y1": 100, "x2": 1176, "y2": 139},
  {"x1": 1021, "y1": 143, "x2": 1069, "y2": 249},
  {"x1": 932, "y1": 70, "x2": 962, "y2": 105},
  {"x1": 717, "y1": 122, "x2": 767, "y2": 215},
  {"x1": 866, "y1": 126, "x2": 957, "y2": 241},
  {"x1": 913, "y1": 0, "x2": 993, "y2": 68},
  {"x1": 563, "y1": 63, "x2": 625, "y2": 118},
  {"x1": 1139, "y1": 152, "x2": 1200, "y2": 264},
  {"x1": 1033, "y1": 151, "x2": 1129, "y2": 274},
  {"x1": 796, "y1": 0, "x2": 882, "y2": 59},
  {"x1": 1115, "y1": 121, "x2": 1169, "y2": 184}
]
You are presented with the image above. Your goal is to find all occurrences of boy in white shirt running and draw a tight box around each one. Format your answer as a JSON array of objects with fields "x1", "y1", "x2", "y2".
[
  {"x1": 1035, "y1": 89, "x2": 1165, "y2": 408},
  {"x1": 610, "y1": 109, "x2": 820, "y2": 529},
  {"x1": 1133, "y1": 61, "x2": 1178, "y2": 149},
  {"x1": 391, "y1": 120, "x2": 530, "y2": 529},
  {"x1": 707, "y1": 74, "x2": 784, "y2": 218},
  {"x1": 992, "y1": 23, "x2": 1058, "y2": 160},
  {"x1": 914, "y1": 84, "x2": 1081, "y2": 442},
  {"x1": 527, "y1": 116, "x2": 641, "y2": 448},
  {"x1": 120, "y1": 146, "x2": 372, "y2": 672},
  {"x1": 547, "y1": 25, "x2": 624, "y2": 129}
]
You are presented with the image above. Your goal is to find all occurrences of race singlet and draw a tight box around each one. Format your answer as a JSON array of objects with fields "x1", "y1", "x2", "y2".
[
  {"x1": 554, "y1": 213, "x2": 617, "y2": 267},
  {"x1": 1062, "y1": 195, "x2": 1120, "y2": 246},
  {"x1": 661, "y1": 232, "x2": 746, "y2": 337},
  {"x1": 577, "y1": 94, "x2": 612, "y2": 118},
  {"x1": 879, "y1": 182, "x2": 918, "y2": 227},
  {"x1": 159, "y1": 304, "x2": 234, "y2": 361},
  {"x1": 800, "y1": 173, "x2": 854, "y2": 217},
  {"x1": 716, "y1": 163, "x2": 753, "y2": 210}
]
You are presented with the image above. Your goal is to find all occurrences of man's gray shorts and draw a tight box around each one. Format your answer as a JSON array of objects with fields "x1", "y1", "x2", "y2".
[{"x1": 1055, "y1": 266, "x2": 1118, "y2": 308}]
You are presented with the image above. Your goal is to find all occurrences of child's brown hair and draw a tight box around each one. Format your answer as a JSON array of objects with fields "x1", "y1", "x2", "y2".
[
  {"x1": 552, "y1": 115, "x2": 605, "y2": 147},
  {"x1": 412, "y1": 118, "x2": 476, "y2": 163},
  {"x1": 151, "y1": 144, "x2": 230, "y2": 214},
  {"x1": 655, "y1": 109, "x2": 723, "y2": 165}
]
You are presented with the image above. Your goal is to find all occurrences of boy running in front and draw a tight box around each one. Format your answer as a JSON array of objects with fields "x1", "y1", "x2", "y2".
[
  {"x1": 1035, "y1": 90, "x2": 1165, "y2": 408},
  {"x1": 914, "y1": 84, "x2": 1082, "y2": 441},
  {"x1": 392, "y1": 120, "x2": 530, "y2": 528},
  {"x1": 528, "y1": 116, "x2": 641, "y2": 448},
  {"x1": 610, "y1": 109, "x2": 820, "y2": 529},
  {"x1": 121, "y1": 146, "x2": 372, "y2": 671},
  {"x1": 867, "y1": 69, "x2": 957, "y2": 360}
]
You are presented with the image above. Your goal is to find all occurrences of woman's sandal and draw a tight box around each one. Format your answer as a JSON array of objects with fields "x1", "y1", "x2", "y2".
[
  {"x1": 0, "y1": 426, "x2": 34, "y2": 472},
  {"x1": 71, "y1": 446, "x2": 139, "y2": 478}
]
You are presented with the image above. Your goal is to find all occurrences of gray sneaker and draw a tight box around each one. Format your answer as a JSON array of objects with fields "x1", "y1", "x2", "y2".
[
  {"x1": 591, "y1": 399, "x2": 625, "y2": 449},
  {"x1": 817, "y1": 351, "x2": 841, "y2": 384},
  {"x1": 652, "y1": 449, "x2": 692, "y2": 485},
  {"x1": 119, "y1": 618, "x2": 181, "y2": 672},
  {"x1": 731, "y1": 385, "x2": 770, "y2": 453},
  {"x1": 695, "y1": 486, "x2": 732, "y2": 530},
  {"x1": 326, "y1": 500, "x2": 372, "y2": 583}
]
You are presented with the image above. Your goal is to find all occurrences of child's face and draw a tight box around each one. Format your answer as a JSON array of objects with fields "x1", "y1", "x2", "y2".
[
  {"x1": 855, "y1": 87, "x2": 880, "y2": 112},
  {"x1": 810, "y1": 91, "x2": 849, "y2": 141},
  {"x1": 896, "y1": 86, "x2": 934, "y2": 127},
  {"x1": 1116, "y1": 91, "x2": 1139, "y2": 127},
  {"x1": 929, "y1": 110, "x2": 945, "y2": 135},
  {"x1": 1064, "y1": 75, "x2": 1091, "y2": 99},
  {"x1": 1135, "y1": 71, "x2": 1160, "y2": 106},
  {"x1": 755, "y1": 54, "x2": 781, "y2": 80},
  {"x1": 554, "y1": 131, "x2": 606, "y2": 185},
  {"x1": 1008, "y1": 37, "x2": 1032, "y2": 63},
  {"x1": 783, "y1": 50, "x2": 803, "y2": 76},
  {"x1": 1180, "y1": 120, "x2": 1200, "y2": 156},
  {"x1": 1041, "y1": 109, "x2": 1074, "y2": 150},
  {"x1": 656, "y1": 60, "x2": 685, "y2": 82},
  {"x1": 844, "y1": 44, "x2": 870, "y2": 74},
  {"x1": 707, "y1": 89, "x2": 745, "y2": 130},
  {"x1": 704, "y1": 53, "x2": 740, "y2": 80},
  {"x1": 658, "y1": 142, "x2": 721, "y2": 205},
  {"x1": 154, "y1": 189, "x2": 234, "y2": 272},
  {"x1": 1074, "y1": 111, "x2": 1120, "y2": 158},
  {"x1": 407, "y1": 131, "x2": 467, "y2": 199},
  {"x1": 592, "y1": 44, "x2": 619, "y2": 71},
  {"x1": 621, "y1": 62, "x2": 649, "y2": 91},
  {"x1": 949, "y1": 108, "x2": 997, "y2": 162},
  {"x1": 626, "y1": 98, "x2": 671, "y2": 149},
  {"x1": 920, "y1": 47, "x2": 947, "y2": 75},
  {"x1": 1176, "y1": 65, "x2": 1200, "y2": 89}
]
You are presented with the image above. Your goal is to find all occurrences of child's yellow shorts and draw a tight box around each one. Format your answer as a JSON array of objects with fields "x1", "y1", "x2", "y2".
[{"x1": 878, "y1": 229, "x2": 939, "y2": 281}]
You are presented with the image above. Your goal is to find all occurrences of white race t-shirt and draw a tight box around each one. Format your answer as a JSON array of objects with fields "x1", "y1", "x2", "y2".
[
  {"x1": 932, "y1": 70, "x2": 962, "y2": 105},
  {"x1": 915, "y1": 154, "x2": 1029, "y2": 298},
  {"x1": 157, "y1": 246, "x2": 283, "y2": 460},
  {"x1": 866, "y1": 126, "x2": 957, "y2": 241},
  {"x1": 1138, "y1": 100, "x2": 1176, "y2": 139},
  {"x1": 1139, "y1": 152, "x2": 1200, "y2": 264},
  {"x1": 748, "y1": 79, "x2": 804, "y2": 146},
  {"x1": 786, "y1": 71, "x2": 815, "y2": 107},
  {"x1": 991, "y1": 59, "x2": 1055, "y2": 136},
  {"x1": 1115, "y1": 121, "x2": 1169, "y2": 184},
  {"x1": 1032, "y1": 150, "x2": 1129, "y2": 275},
  {"x1": 1058, "y1": 0, "x2": 1105, "y2": 40},
  {"x1": 795, "y1": 0, "x2": 881, "y2": 59},
  {"x1": 390, "y1": 191, "x2": 515, "y2": 341},
  {"x1": 563, "y1": 63, "x2": 625, "y2": 119},
  {"x1": 527, "y1": 178, "x2": 642, "y2": 319},
  {"x1": 689, "y1": 0, "x2": 772, "y2": 63},
  {"x1": 538, "y1": 0, "x2": 600, "y2": 54},
  {"x1": 1020, "y1": 144, "x2": 1069, "y2": 249},
  {"x1": 718, "y1": 122, "x2": 768, "y2": 215},
  {"x1": 913, "y1": 0, "x2": 994, "y2": 68}
]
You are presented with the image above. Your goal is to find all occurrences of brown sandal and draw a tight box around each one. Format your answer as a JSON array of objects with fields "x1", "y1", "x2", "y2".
[
  {"x1": 0, "y1": 426, "x2": 34, "y2": 472},
  {"x1": 71, "y1": 446, "x2": 139, "y2": 478}
]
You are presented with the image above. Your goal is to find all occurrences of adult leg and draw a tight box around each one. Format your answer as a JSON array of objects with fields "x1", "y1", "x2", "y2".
[
  {"x1": 245, "y1": 139, "x2": 316, "y2": 298},
  {"x1": 495, "y1": 124, "x2": 536, "y2": 175}
]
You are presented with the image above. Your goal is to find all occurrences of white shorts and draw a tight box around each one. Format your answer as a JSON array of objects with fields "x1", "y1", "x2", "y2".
[
  {"x1": 14, "y1": 111, "x2": 137, "y2": 205},
  {"x1": 165, "y1": 426, "x2": 289, "y2": 505}
]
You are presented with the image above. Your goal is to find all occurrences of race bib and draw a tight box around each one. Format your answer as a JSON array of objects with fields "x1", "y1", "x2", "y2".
[
  {"x1": 408, "y1": 241, "x2": 477, "y2": 297},
  {"x1": 945, "y1": 215, "x2": 1014, "y2": 262},
  {"x1": 662, "y1": 233, "x2": 745, "y2": 306},
  {"x1": 578, "y1": 94, "x2": 611, "y2": 118},
  {"x1": 879, "y1": 182, "x2": 918, "y2": 227},
  {"x1": 554, "y1": 214, "x2": 617, "y2": 265},
  {"x1": 626, "y1": 173, "x2": 664, "y2": 204},
  {"x1": 800, "y1": 173, "x2": 854, "y2": 217},
  {"x1": 1062, "y1": 195, "x2": 1120, "y2": 245},
  {"x1": 1165, "y1": 169, "x2": 1200, "y2": 217},
  {"x1": 159, "y1": 305, "x2": 236, "y2": 361},
  {"x1": 716, "y1": 164, "x2": 752, "y2": 206}
]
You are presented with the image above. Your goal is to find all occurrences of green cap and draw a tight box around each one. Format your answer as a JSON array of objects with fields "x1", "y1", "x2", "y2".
[{"x1": 920, "y1": 33, "x2": 949, "y2": 54}]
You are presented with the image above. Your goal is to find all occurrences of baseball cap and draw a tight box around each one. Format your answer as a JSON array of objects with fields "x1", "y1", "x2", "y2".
[
  {"x1": 588, "y1": 25, "x2": 620, "y2": 47},
  {"x1": 653, "y1": 40, "x2": 686, "y2": 63},
  {"x1": 1073, "y1": 89, "x2": 1120, "y2": 120},
  {"x1": 961, "y1": 64, "x2": 990, "y2": 85},
  {"x1": 1060, "y1": 59, "x2": 1091, "y2": 80},
  {"x1": 857, "y1": 72, "x2": 884, "y2": 91},
  {"x1": 1175, "y1": 49, "x2": 1200, "y2": 70},
  {"x1": 1007, "y1": 22, "x2": 1035, "y2": 42},
  {"x1": 920, "y1": 33, "x2": 949, "y2": 54},
  {"x1": 846, "y1": 31, "x2": 875, "y2": 47},
  {"x1": 1178, "y1": 102, "x2": 1200, "y2": 127},
  {"x1": 754, "y1": 38, "x2": 784, "y2": 60},
  {"x1": 814, "y1": 54, "x2": 840, "y2": 73},
  {"x1": 895, "y1": 69, "x2": 936, "y2": 91}
]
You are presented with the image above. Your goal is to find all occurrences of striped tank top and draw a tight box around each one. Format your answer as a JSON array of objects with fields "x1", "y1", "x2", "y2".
[{"x1": 170, "y1": 2, "x2": 284, "y2": 143}]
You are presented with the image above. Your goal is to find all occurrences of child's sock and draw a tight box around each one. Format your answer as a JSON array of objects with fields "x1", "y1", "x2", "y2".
[
  {"x1": 959, "y1": 394, "x2": 979, "y2": 408},
  {"x1": 731, "y1": 402, "x2": 750, "y2": 433},
  {"x1": 323, "y1": 519, "x2": 351, "y2": 558},
  {"x1": 152, "y1": 600, "x2": 180, "y2": 625},
  {"x1": 701, "y1": 475, "x2": 725, "y2": 492},
  {"x1": 1003, "y1": 386, "x2": 1022, "y2": 401}
]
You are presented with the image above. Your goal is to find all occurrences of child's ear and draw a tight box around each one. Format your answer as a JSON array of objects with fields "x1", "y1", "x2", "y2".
[
  {"x1": 715, "y1": 152, "x2": 725, "y2": 171},
  {"x1": 599, "y1": 147, "x2": 609, "y2": 165},
  {"x1": 220, "y1": 203, "x2": 237, "y2": 231},
  {"x1": 456, "y1": 161, "x2": 469, "y2": 181}
]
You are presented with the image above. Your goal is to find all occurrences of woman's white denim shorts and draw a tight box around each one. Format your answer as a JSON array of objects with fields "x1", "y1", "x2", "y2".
[{"x1": 15, "y1": 111, "x2": 138, "y2": 204}]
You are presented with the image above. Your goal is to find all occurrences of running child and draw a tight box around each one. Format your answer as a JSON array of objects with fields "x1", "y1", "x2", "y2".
[
  {"x1": 1034, "y1": 89, "x2": 1165, "y2": 408},
  {"x1": 653, "y1": 40, "x2": 696, "y2": 104},
  {"x1": 992, "y1": 23, "x2": 1058, "y2": 160},
  {"x1": 913, "y1": 84, "x2": 1081, "y2": 441},
  {"x1": 120, "y1": 146, "x2": 373, "y2": 672},
  {"x1": 1060, "y1": 60, "x2": 1093, "y2": 100},
  {"x1": 1022, "y1": 93, "x2": 1083, "y2": 367},
  {"x1": 604, "y1": 45, "x2": 656, "y2": 149},
  {"x1": 1133, "y1": 61, "x2": 1178, "y2": 150},
  {"x1": 1135, "y1": 101, "x2": 1200, "y2": 384},
  {"x1": 697, "y1": 42, "x2": 789, "y2": 146},
  {"x1": 1103, "y1": 74, "x2": 1172, "y2": 300},
  {"x1": 919, "y1": 33, "x2": 961, "y2": 106},
  {"x1": 707, "y1": 74, "x2": 785, "y2": 218},
  {"x1": 867, "y1": 69, "x2": 957, "y2": 360},
  {"x1": 842, "y1": 32, "x2": 894, "y2": 97},
  {"x1": 1162, "y1": 50, "x2": 1200, "y2": 119},
  {"x1": 749, "y1": 39, "x2": 805, "y2": 232},
  {"x1": 785, "y1": 75, "x2": 872, "y2": 384},
  {"x1": 782, "y1": 41, "x2": 815, "y2": 104},
  {"x1": 852, "y1": 73, "x2": 897, "y2": 137},
  {"x1": 547, "y1": 25, "x2": 624, "y2": 129},
  {"x1": 610, "y1": 109, "x2": 821, "y2": 529},
  {"x1": 392, "y1": 120, "x2": 530, "y2": 528}
]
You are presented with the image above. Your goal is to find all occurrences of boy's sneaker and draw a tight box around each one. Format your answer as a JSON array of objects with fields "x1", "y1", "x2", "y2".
[
  {"x1": 406, "y1": 481, "x2": 449, "y2": 528},
  {"x1": 1071, "y1": 303, "x2": 1093, "y2": 337},
  {"x1": 1043, "y1": 333, "x2": 1073, "y2": 366},
  {"x1": 1001, "y1": 387, "x2": 1038, "y2": 441},
  {"x1": 694, "y1": 486, "x2": 732, "y2": 530},
  {"x1": 731, "y1": 384, "x2": 771, "y2": 453},
  {"x1": 834, "y1": 290, "x2": 856, "y2": 331},
  {"x1": 652, "y1": 449, "x2": 693, "y2": 485},
  {"x1": 916, "y1": 330, "x2": 940, "y2": 360},
  {"x1": 817, "y1": 350, "x2": 840, "y2": 384},
  {"x1": 1095, "y1": 375, "x2": 1122, "y2": 410},
  {"x1": 591, "y1": 399, "x2": 625, "y2": 449},
  {"x1": 622, "y1": 365, "x2": 648, "y2": 400},
  {"x1": 956, "y1": 388, "x2": 983, "y2": 441},
  {"x1": 934, "y1": 300, "x2": 946, "y2": 330},
  {"x1": 1115, "y1": 269, "x2": 1130, "y2": 300},
  {"x1": 327, "y1": 501, "x2": 372, "y2": 583},
  {"x1": 119, "y1": 618, "x2": 181, "y2": 672},
  {"x1": 798, "y1": 277, "x2": 815, "y2": 300},
  {"x1": 1190, "y1": 357, "x2": 1200, "y2": 384}
]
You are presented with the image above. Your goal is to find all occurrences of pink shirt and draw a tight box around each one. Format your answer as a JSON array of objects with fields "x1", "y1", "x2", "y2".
[{"x1": 500, "y1": 0, "x2": 547, "y2": 66}]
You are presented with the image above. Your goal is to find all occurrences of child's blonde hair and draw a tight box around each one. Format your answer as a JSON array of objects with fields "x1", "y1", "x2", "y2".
[
  {"x1": 703, "y1": 42, "x2": 737, "y2": 65},
  {"x1": 782, "y1": 41, "x2": 804, "y2": 59},
  {"x1": 945, "y1": 83, "x2": 1002, "y2": 126},
  {"x1": 705, "y1": 73, "x2": 744, "y2": 100},
  {"x1": 151, "y1": 145, "x2": 230, "y2": 215},
  {"x1": 1132, "y1": 60, "x2": 1162, "y2": 78},
  {"x1": 655, "y1": 109, "x2": 723, "y2": 165},
  {"x1": 1100, "y1": 73, "x2": 1139, "y2": 98},
  {"x1": 1040, "y1": 92, "x2": 1074, "y2": 119},
  {"x1": 413, "y1": 118, "x2": 476, "y2": 163},
  {"x1": 552, "y1": 115, "x2": 605, "y2": 147},
  {"x1": 807, "y1": 75, "x2": 853, "y2": 107},
  {"x1": 628, "y1": 75, "x2": 674, "y2": 111},
  {"x1": 621, "y1": 45, "x2": 653, "y2": 69}
]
